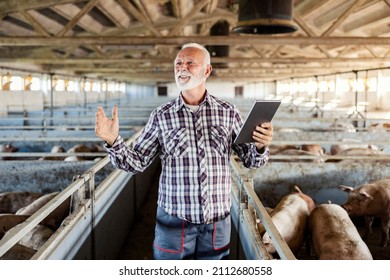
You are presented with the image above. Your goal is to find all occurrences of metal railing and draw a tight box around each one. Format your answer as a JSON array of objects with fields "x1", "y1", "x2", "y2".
[
  {"x1": 230, "y1": 157, "x2": 296, "y2": 260},
  {"x1": 0, "y1": 130, "x2": 142, "y2": 259}
]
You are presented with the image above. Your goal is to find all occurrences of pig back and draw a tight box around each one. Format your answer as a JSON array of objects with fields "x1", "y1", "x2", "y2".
[
  {"x1": 262, "y1": 193, "x2": 312, "y2": 255},
  {"x1": 0, "y1": 192, "x2": 42, "y2": 213},
  {"x1": 309, "y1": 204, "x2": 373, "y2": 260}
]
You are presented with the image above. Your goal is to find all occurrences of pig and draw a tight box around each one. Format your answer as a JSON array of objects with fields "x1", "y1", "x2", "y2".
[
  {"x1": 18, "y1": 225, "x2": 54, "y2": 251},
  {"x1": 66, "y1": 144, "x2": 92, "y2": 153},
  {"x1": 51, "y1": 145, "x2": 65, "y2": 153},
  {"x1": 339, "y1": 179, "x2": 390, "y2": 247},
  {"x1": 0, "y1": 144, "x2": 19, "y2": 160},
  {"x1": 269, "y1": 144, "x2": 297, "y2": 155},
  {"x1": 39, "y1": 145, "x2": 66, "y2": 160},
  {"x1": 336, "y1": 148, "x2": 385, "y2": 157},
  {"x1": 300, "y1": 144, "x2": 325, "y2": 156},
  {"x1": 328, "y1": 148, "x2": 387, "y2": 163},
  {"x1": 16, "y1": 192, "x2": 70, "y2": 230},
  {"x1": 271, "y1": 149, "x2": 324, "y2": 163},
  {"x1": 0, "y1": 214, "x2": 30, "y2": 239},
  {"x1": 309, "y1": 203, "x2": 373, "y2": 259},
  {"x1": 16, "y1": 192, "x2": 59, "y2": 215},
  {"x1": 330, "y1": 142, "x2": 379, "y2": 156},
  {"x1": 2, "y1": 223, "x2": 53, "y2": 252},
  {"x1": 368, "y1": 123, "x2": 390, "y2": 132},
  {"x1": 65, "y1": 144, "x2": 93, "y2": 161},
  {"x1": 253, "y1": 206, "x2": 274, "y2": 236},
  {"x1": 64, "y1": 156, "x2": 84, "y2": 161},
  {"x1": 0, "y1": 192, "x2": 42, "y2": 213},
  {"x1": 261, "y1": 186, "x2": 315, "y2": 256},
  {"x1": 0, "y1": 244, "x2": 36, "y2": 260}
]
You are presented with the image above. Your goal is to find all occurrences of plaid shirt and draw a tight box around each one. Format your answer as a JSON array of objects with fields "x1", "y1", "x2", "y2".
[{"x1": 105, "y1": 92, "x2": 269, "y2": 224}]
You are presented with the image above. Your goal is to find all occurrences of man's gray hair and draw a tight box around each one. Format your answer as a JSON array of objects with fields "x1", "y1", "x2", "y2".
[{"x1": 181, "y1": 43, "x2": 211, "y2": 66}]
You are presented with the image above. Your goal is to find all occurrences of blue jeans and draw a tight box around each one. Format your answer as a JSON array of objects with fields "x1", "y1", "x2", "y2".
[{"x1": 153, "y1": 206, "x2": 230, "y2": 260}]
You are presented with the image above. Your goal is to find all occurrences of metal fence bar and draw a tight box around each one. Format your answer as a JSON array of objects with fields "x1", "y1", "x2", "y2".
[
  {"x1": 0, "y1": 129, "x2": 142, "y2": 258},
  {"x1": 230, "y1": 157, "x2": 296, "y2": 260},
  {"x1": 0, "y1": 178, "x2": 87, "y2": 257}
]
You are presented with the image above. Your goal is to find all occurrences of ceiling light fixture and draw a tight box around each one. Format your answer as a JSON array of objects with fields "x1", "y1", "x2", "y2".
[{"x1": 232, "y1": 0, "x2": 298, "y2": 34}]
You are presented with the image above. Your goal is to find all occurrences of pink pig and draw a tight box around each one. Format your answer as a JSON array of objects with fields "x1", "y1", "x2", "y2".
[{"x1": 339, "y1": 179, "x2": 390, "y2": 247}]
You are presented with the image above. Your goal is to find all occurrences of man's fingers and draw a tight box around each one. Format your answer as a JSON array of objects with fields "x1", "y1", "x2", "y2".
[
  {"x1": 112, "y1": 105, "x2": 118, "y2": 121},
  {"x1": 96, "y1": 106, "x2": 107, "y2": 120},
  {"x1": 260, "y1": 122, "x2": 272, "y2": 130}
]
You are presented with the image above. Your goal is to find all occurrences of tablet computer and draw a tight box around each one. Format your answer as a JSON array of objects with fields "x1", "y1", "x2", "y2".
[{"x1": 234, "y1": 100, "x2": 281, "y2": 144}]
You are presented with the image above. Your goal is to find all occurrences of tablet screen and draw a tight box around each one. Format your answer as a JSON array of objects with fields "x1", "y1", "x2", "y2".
[{"x1": 234, "y1": 100, "x2": 281, "y2": 144}]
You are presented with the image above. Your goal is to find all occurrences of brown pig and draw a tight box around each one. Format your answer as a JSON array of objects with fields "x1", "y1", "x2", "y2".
[
  {"x1": 0, "y1": 244, "x2": 36, "y2": 260},
  {"x1": 16, "y1": 192, "x2": 71, "y2": 230},
  {"x1": 0, "y1": 192, "x2": 42, "y2": 213},
  {"x1": 0, "y1": 214, "x2": 30, "y2": 239},
  {"x1": 300, "y1": 144, "x2": 325, "y2": 156},
  {"x1": 262, "y1": 185, "x2": 315, "y2": 256},
  {"x1": 309, "y1": 203, "x2": 373, "y2": 259},
  {"x1": 0, "y1": 144, "x2": 19, "y2": 160},
  {"x1": 18, "y1": 225, "x2": 53, "y2": 251},
  {"x1": 339, "y1": 179, "x2": 390, "y2": 247}
]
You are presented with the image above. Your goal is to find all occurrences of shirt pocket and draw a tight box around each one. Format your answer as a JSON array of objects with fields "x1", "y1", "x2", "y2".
[
  {"x1": 210, "y1": 126, "x2": 230, "y2": 156},
  {"x1": 161, "y1": 127, "x2": 189, "y2": 158}
]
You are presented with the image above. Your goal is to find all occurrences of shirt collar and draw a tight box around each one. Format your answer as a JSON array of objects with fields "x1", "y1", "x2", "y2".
[{"x1": 174, "y1": 90, "x2": 215, "y2": 112}]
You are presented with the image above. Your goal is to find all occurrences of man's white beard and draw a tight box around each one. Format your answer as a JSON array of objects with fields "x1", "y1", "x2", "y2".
[{"x1": 175, "y1": 71, "x2": 205, "y2": 91}]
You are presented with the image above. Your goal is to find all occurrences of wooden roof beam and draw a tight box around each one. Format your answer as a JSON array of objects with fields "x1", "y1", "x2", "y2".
[
  {"x1": 168, "y1": 0, "x2": 209, "y2": 36},
  {"x1": 3, "y1": 57, "x2": 390, "y2": 64},
  {"x1": 0, "y1": 0, "x2": 86, "y2": 18},
  {"x1": 321, "y1": 0, "x2": 366, "y2": 36},
  {"x1": 1, "y1": 36, "x2": 390, "y2": 46},
  {"x1": 19, "y1": 10, "x2": 51, "y2": 37},
  {"x1": 97, "y1": 0, "x2": 130, "y2": 29},
  {"x1": 295, "y1": 0, "x2": 335, "y2": 17},
  {"x1": 56, "y1": 0, "x2": 101, "y2": 37},
  {"x1": 294, "y1": 14, "x2": 331, "y2": 58},
  {"x1": 116, "y1": 0, "x2": 162, "y2": 37}
]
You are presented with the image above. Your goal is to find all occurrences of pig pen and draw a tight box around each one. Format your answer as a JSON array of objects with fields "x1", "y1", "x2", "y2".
[
  {"x1": 239, "y1": 160, "x2": 390, "y2": 260},
  {"x1": 0, "y1": 131, "x2": 161, "y2": 260}
]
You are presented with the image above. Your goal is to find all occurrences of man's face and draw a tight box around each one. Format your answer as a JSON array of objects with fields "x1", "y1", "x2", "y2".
[{"x1": 174, "y1": 48, "x2": 207, "y2": 91}]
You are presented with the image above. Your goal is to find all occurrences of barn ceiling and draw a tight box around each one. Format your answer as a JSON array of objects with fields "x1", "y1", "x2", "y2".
[{"x1": 0, "y1": 0, "x2": 390, "y2": 83}]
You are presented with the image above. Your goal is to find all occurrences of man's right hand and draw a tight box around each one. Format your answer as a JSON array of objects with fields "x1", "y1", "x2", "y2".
[{"x1": 95, "y1": 106, "x2": 119, "y2": 146}]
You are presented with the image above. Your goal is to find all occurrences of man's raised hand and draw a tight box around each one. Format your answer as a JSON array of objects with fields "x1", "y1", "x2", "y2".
[{"x1": 95, "y1": 106, "x2": 119, "y2": 146}]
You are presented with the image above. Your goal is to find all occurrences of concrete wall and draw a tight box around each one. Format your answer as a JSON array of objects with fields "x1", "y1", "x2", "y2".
[
  {"x1": 0, "y1": 91, "x2": 44, "y2": 115},
  {"x1": 0, "y1": 161, "x2": 114, "y2": 193}
]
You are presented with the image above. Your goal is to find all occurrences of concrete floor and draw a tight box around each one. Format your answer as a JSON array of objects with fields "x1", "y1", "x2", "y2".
[{"x1": 118, "y1": 184, "x2": 158, "y2": 260}]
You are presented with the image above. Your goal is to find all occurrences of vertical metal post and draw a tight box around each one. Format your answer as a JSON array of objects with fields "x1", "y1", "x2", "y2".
[
  {"x1": 354, "y1": 70, "x2": 359, "y2": 114},
  {"x1": 86, "y1": 170, "x2": 96, "y2": 260},
  {"x1": 236, "y1": 174, "x2": 242, "y2": 259},
  {"x1": 83, "y1": 76, "x2": 87, "y2": 114},
  {"x1": 273, "y1": 80, "x2": 277, "y2": 98},
  {"x1": 104, "y1": 78, "x2": 108, "y2": 109},
  {"x1": 49, "y1": 73, "x2": 54, "y2": 126}
]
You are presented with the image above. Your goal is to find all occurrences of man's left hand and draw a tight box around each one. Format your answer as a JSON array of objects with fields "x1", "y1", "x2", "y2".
[{"x1": 252, "y1": 122, "x2": 273, "y2": 151}]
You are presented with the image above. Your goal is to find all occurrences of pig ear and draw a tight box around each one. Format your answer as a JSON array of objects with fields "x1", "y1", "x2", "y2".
[
  {"x1": 339, "y1": 185, "x2": 354, "y2": 192},
  {"x1": 293, "y1": 185, "x2": 302, "y2": 193},
  {"x1": 359, "y1": 191, "x2": 373, "y2": 200}
]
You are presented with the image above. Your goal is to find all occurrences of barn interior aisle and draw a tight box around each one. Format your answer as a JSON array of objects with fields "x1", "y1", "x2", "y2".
[{"x1": 117, "y1": 182, "x2": 158, "y2": 260}]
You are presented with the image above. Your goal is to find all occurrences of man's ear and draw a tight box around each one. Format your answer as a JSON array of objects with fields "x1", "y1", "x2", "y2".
[{"x1": 204, "y1": 64, "x2": 212, "y2": 78}]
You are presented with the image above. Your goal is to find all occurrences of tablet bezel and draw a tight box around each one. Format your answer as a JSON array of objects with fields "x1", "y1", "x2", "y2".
[{"x1": 233, "y1": 100, "x2": 281, "y2": 145}]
